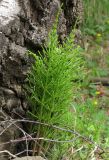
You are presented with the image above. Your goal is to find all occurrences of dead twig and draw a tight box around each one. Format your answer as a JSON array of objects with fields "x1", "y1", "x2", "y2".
[
  {"x1": 90, "y1": 77, "x2": 109, "y2": 86},
  {"x1": 0, "y1": 150, "x2": 17, "y2": 158},
  {"x1": 0, "y1": 118, "x2": 105, "y2": 153}
]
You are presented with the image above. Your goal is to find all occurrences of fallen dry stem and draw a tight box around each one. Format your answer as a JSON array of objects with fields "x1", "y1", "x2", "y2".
[{"x1": 0, "y1": 118, "x2": 104, "y2": 152}]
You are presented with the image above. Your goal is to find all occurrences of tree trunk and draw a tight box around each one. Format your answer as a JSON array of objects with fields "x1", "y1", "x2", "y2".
[{"x1": 0, "y1": 0, "x2": 83, "y2": 159}]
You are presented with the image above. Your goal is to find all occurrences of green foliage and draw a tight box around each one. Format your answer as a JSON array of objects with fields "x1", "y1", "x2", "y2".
[
  {"x1": 26, "y1": 22, "x2": 84, "y2": 159},
  {"x1": 70, "y1": 91, "x2": 109, "y2": 159},
  {"x1": 25, "y1": 2, "x2": 109, "y2": 157},
  {"x1": 82, "y1": 0, "x2": 109, "y2": 36},
  {"x1": 85, "y1": 44, "x2": 109, "y2": 77},
  {"x1": 71, "y1": 1, "x2": 109, "y2": 159},
  {"x1": 73, "y1": 99, "x2": 108, "y2": 143}
]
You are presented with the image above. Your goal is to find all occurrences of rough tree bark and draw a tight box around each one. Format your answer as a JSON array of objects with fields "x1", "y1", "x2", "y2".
[{"x1": 0, "y1": 0, "x2": 83, "y2": 159}]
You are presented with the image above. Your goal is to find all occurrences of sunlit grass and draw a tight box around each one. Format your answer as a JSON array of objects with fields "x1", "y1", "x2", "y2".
[{"x1": 82, "y1": 0, "x2": 109, "y2": 35}]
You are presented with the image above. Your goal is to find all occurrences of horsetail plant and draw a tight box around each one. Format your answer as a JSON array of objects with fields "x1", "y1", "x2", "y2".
[{"x1": 26, "y1": 22, "x2": 84, "y2": 159}]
